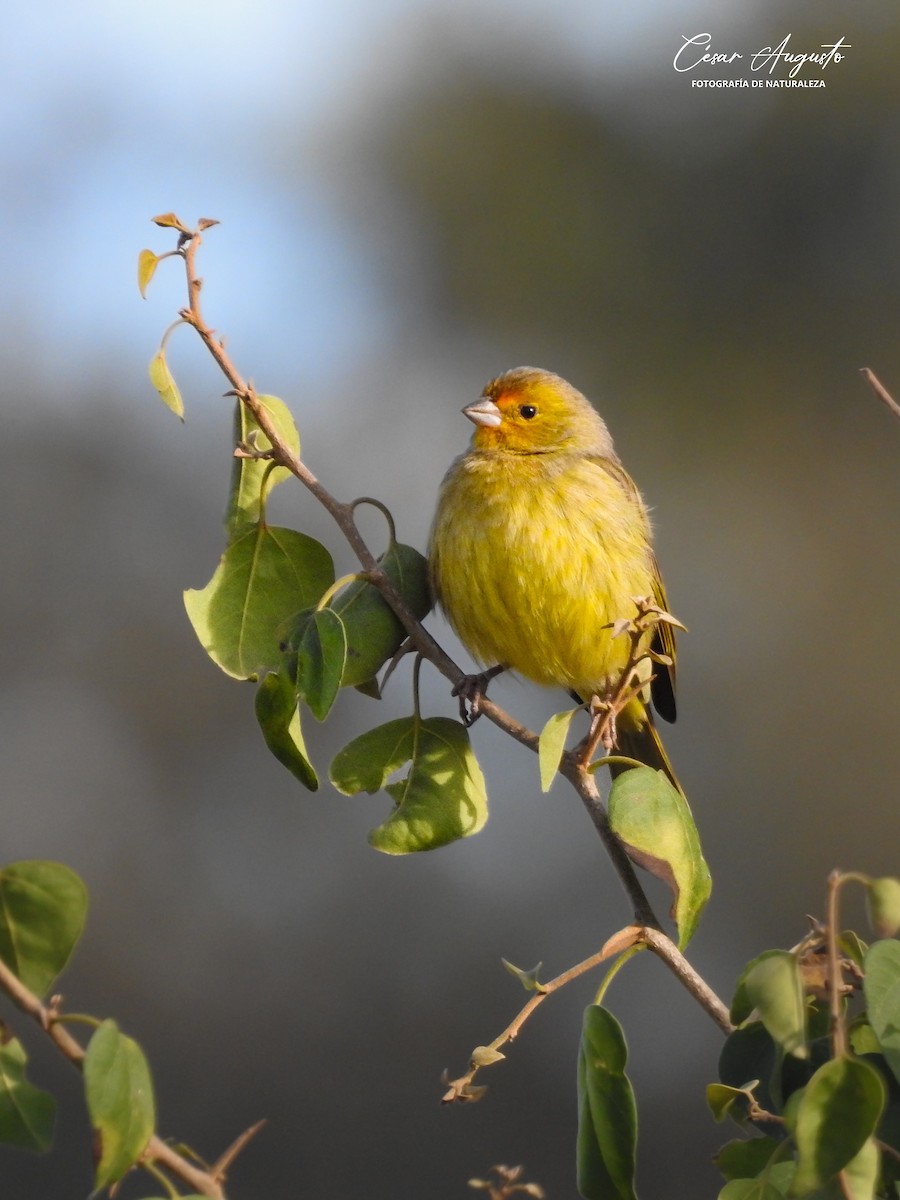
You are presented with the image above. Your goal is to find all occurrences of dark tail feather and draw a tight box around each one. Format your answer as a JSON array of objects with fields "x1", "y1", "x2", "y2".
[{"x1": 610, "y1": 716, "x2": 682, "y2": 795}]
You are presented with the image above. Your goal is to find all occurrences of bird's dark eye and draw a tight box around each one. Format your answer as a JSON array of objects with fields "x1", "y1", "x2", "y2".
[{"x1": 519, "y1": 404, "x2": 537, "y2": 419}]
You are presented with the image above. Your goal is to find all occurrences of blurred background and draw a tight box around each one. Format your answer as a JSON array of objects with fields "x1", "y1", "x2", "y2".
[{"x1": 2, "y1": 1, "x2": 899, "y2": 1196}]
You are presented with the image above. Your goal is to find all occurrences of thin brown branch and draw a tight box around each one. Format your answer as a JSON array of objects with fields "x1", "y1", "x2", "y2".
[
  {"x1": 639, "y1": 927, "x2": 734, "y2": 1033},
  {"x1": 861, "y1": 367, "x2": 900, "y2": 424},
  {"x1": 561, "y1": 766, "x2": 661, "y2": 928},
  {"x1": 442, "y1": 927, "x2": 641, "y2": 1102},
  {"x1": 0, "y1": 956, "x2": 227, "y2": 1199}
]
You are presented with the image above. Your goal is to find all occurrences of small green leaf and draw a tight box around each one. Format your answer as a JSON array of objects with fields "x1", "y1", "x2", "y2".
[
  {"x1": 839, "y1": 1137, "x2": 880, "y2": 1200},
  {"x1": 0, "y1": 861, "x2": 87, "y2": 997},
  {"x1": 718, "y1": 1180, "x2": 785, "y2": 1200},
  {"x1": 0, "y1": 1031, "x2": 55, "y2": 1152},
  {"x1": 254, "y1": 672, "x2": 318, "y2": 790},
  {"x1": 607, "y1": 766, "x2": 711, "y2": 948},
  {"x1": 538, "y1": 708, "x2": 577, "y2": 792},
  {"x1": 741, "y1": 951, "x2": 807, "y2": 1060},
  {"x1": 293, "y1": 607, "x2": 347, "y2": 721},
  {"x1": 330, "y1": 542, "x2": 432, "y2": 689},
  {"x1": 137, "y1": 249, "x2": 159, "y2": 298},
  {"x1": 151, "y1": 211, "x2": 190, "y2": 232},
  {"x1": 225, "y1": 396, "x2": 301, "y2": 535},
  {"x1": 330, "y1": 717, "x2": 415, "y2": 795},
  {"x1": 718, "y1": 1023, "x2": 779, "y2": 1121},
  {"x1": 576, "y1": 1004, "x2": 637, "y2": 1200},
  {"x1": 707, "y1": 1083, "x2": 756, "y2": 1123},
  {"x1": 791, "y1": 1055, "x2": 885, "y2": 1195},
  {"x1": 330, "y1": 716, "x2": 488, "y2": 853},
  {"x1": 713, "y1": 1136, "x2": 782, "y2": 1182},
  {"x1": 148, "y1": 349, "x2": 184, "y2": 420},
  {"x1": 848, "y1": 1019, "x2": 881, "y2": 1058},
  {"x1": 84, "y1": 1020, "x2": 156, "y2": 1191},
  {"x1": 867, "y1": 877, "x2": 900, "y2": 938},
  {"x1": 864, "y1": 939, "x2": 900, "y2": 1086},
  {"x1": 502, "y1": 959, "x2": 546, "y2": 993},
  {"x1": 184, "y1": 525, "x2": 334, "y2": 680},
  {"x1": 839, "y1": 930, "x2": 868, "y2": 969}
]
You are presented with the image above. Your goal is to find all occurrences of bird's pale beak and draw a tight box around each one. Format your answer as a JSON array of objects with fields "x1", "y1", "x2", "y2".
[{"x1": 463, "y1": 398, "x2": 502, "y2": 428}]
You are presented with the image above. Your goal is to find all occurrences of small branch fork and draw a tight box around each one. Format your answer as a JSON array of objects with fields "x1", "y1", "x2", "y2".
[
  {"x1": 0, "y1": 955, "x2": 253, "y2": 1199},
  {"x1": 169, "y1": 223, "x2": 729, "y2": 1032},
  {"x1": 442, "y1": 924, "x2": 732, "y2": 1103},
  {"x1": 578, "y1": 599, "x2": 682, "y2": 767}
]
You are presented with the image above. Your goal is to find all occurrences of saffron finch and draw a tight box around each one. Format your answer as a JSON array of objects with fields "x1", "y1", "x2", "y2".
[{"x1": 428, "y1": 366, "x2": 678, "y2": 784}]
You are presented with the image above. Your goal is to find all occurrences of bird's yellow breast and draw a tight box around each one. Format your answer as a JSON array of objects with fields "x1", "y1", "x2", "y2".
[{"x1": 429, "y1": 450, "x2": 656, "y2": 698}]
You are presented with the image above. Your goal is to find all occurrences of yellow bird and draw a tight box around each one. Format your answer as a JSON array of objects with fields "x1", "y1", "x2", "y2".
[{"x1": 428, "y1": 366, "x2": 678, "y2": 785}]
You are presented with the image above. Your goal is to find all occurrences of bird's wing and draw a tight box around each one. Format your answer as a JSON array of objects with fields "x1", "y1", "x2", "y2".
[
  {"x1": 589, "y1": 456, "x2": 677, "y2": 724},
  {"x1": 648, "y1": 553, "x2": 677, "y2": 724}
]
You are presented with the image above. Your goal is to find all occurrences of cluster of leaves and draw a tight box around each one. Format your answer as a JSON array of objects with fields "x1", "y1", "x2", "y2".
[
  {"x1": 0, "y1": 861, "x2": 175, "y2": 1196},
  {"x1": 170, "y1": 381, "x2": 489, "y2": 853},
  {"x1": 707, "y1": 876, "x2": 900, "y2": 1199}
]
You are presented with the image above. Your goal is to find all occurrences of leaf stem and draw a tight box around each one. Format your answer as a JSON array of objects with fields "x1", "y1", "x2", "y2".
[{"x1": 350, "y1": 496, "x2": 398, "y2": 547}]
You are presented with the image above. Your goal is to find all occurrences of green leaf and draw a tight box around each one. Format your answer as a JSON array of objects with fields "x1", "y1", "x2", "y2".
[
  {"x1": 84, "y1": 1020, "x2": 156, "y2": 1191},
  {"x1": 254, "y1": 672, "x2": 318, "y2": 790},
  {"x1": 839, "y1": 1138, "x2": 880, "y2": 1200},
  {"x1": 707, "y1": 1082, "x2": 757, "y2": 1123},
  {"x1": 718, "y1": 1023, "x2": 780, "y2": 1123},
  {"x1": 0, "y1": 1031, "x2": 55, "y2": 1152},
  {"x1": 576, "y1": 1004, "x2": 637, "y2": 1200},
  {"x1": 225, "y1": 396, "x2": 301, "y2": 535},
  {"x1": 790, "y1": 1055, "x2": 885, "y2": 1195},
  {"x1": 839, "y1": 930, "x2": 868, "y2": 969},
  {"x1": 864, "y1": 939, "x2": 900, "y2": 1086},
  {"x1": 330, "y1": 717, "x2": 415, "y2": 794},
  {"x1": 607, "y1": 765, "x2": 711, "y2": 948},
  {"x1": 330, "y1": 716, "x2": 488, "y2": 853},
  {"x1": 137, "y1": 249, "x2": 158, "y2": 298},
  {"x1": 184, "y1": 525, "x2": 334, "y2": 680},
  {"x1": 502, "y1": 959, "x2": 546, "y2": 993},
  {"x1": 148, "y1": 349, "x2": 183, "y2": 420},
  {"x1": 718, "y1": 1180, "x2": 786, "y2": 1200},
  {"x1": 713, "y1": 1137, "x2": 782, "y2": 1182},
  {"x1": 867, "y1": 877, "x2": 900, "y2": 938},
  {"x1": 290, "y1": 607, "x2": 347, "y2": 721},
  {"x1": 0, "y1": 861, "x2": 87, "y2": 997},
  {"x1": 740, "y1": 952, "x2": 807, "y2": 1059},
  {"x1": 848, "y1": 1019, "x2": 881, "y2": 1059},
  {"x1": 538, "y1": 708, "x2": 577, "y2": 792},
  {"x1": 330, "y1": 542, "x2": 432, "y2": 689}
]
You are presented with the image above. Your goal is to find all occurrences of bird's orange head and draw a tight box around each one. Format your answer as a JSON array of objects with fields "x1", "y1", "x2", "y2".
[{"x1": 464, "y1": 367, "x2": 616, "y2": 457}]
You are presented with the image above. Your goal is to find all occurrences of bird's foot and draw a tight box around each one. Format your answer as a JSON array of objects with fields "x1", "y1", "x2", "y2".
[
  {"x1": 587, "y1": 696, "x2": 618, "y2": 754},
  {"x1": 452, "y1": 665, "x2": 506, "y2": 726}
]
